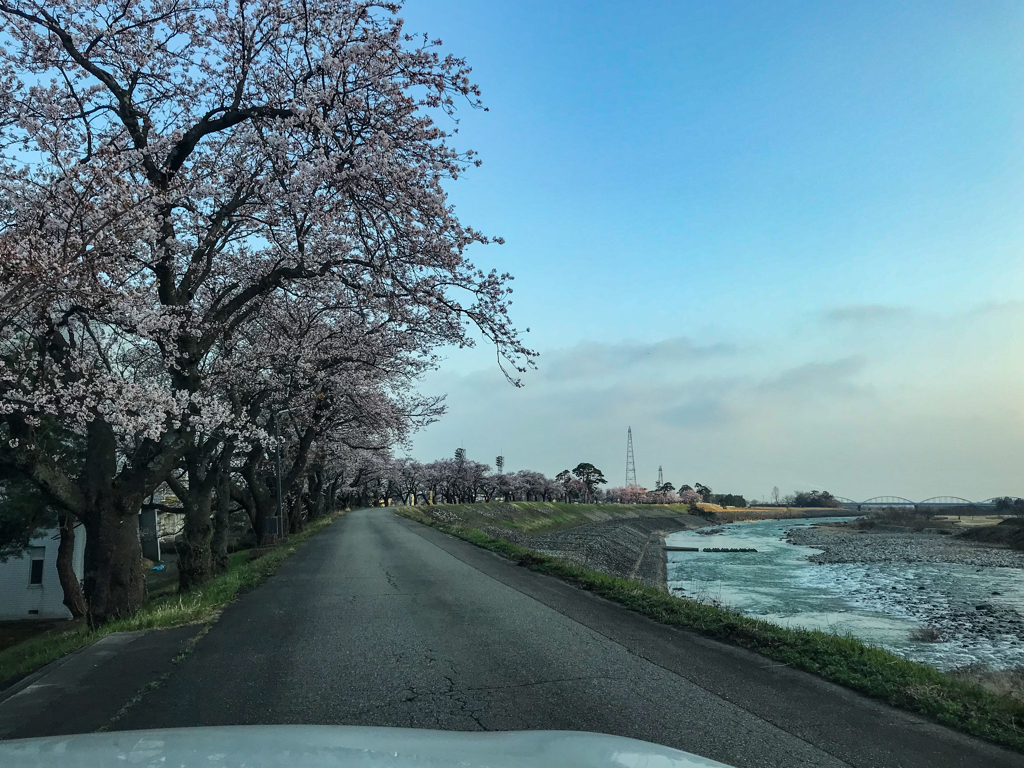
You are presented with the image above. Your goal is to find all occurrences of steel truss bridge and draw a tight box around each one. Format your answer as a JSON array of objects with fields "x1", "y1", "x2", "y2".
[{"x1": 834, "y1": 496, "x2": 1002, "y2": 511}]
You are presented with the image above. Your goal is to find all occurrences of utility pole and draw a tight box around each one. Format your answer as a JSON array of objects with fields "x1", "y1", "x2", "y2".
[{"x1": 274, "y1": 412, "x2": 282, "y2": 538}]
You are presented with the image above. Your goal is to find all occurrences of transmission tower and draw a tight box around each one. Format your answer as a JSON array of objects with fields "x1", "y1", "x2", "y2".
[
  {"x1": 657, "y1": 465, "x2": 663, "y2": 488},
  {"x1": 625, "y1": 427, "x2": 637, "y2": 487}
]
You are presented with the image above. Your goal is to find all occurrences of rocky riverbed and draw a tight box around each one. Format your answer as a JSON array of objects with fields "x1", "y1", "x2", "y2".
[
  {"x1": 682, "y1": 520, "x2": 1024, "y2": 668},
  {"x1": 786, "y1": 525, "x2": 1024, "y2": 568}
]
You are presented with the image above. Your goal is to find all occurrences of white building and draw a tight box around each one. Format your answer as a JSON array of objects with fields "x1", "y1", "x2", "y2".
[{"x1": 0, "y1": 526, "x2": 86, "y2": 620}]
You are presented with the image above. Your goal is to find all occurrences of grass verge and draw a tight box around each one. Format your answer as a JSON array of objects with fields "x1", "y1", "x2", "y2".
[
  {"x1": 397, "y1": 508, "x2": 1024, "y2": 753},
  {"x1": 0, "y1": 510, "x2": 344, "y2": 690}
]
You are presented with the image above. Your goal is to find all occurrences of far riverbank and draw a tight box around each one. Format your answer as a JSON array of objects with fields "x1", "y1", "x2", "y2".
[{"x1": 787, "y1": 524, "x2": 1024, "y2": 568}]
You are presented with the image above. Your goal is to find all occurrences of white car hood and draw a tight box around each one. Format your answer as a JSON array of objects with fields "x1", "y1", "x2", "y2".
[{"x1": 0, "y1": 725, "x2": 734, "y2": 767}]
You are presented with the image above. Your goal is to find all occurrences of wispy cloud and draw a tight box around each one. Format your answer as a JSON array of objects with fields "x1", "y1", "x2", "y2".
[
  {"x1": 541, "y1": 337, "x2": 739, "y2": 381},
  {"x1": 757, "y1": 356, "x2": 871, "y2": 399},
  {"x1": 820, "y1": 304, "x2": 913, "y2": 325}
]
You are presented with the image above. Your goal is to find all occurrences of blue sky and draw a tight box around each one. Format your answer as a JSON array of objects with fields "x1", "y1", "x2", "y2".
[{"x1": 402, "y1": 1, "x2": 1024, "y2": 501}]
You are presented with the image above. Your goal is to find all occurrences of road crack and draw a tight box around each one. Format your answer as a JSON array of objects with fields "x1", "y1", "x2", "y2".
[{"x1": 443, "y1": 674, "x2": 488, "y2": 731}]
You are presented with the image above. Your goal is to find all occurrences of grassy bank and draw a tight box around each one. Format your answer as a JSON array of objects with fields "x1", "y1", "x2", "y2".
[
  {"x1": 415, "y1": 501, "x2": 688, "y2": 534},
  {"x1": 398, "y1": 508, "x2": 1024, "y2": 753},
  {"x1": 413, "y1": 501, "x2": 846, "y2": 536},
  {"x1": 0, "y1": 510, "x2": 344, "y2": 690}
]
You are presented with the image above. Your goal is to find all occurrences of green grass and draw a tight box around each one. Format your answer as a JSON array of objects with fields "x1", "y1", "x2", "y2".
[
  {"x1": 412, "y1": 501, "x2": 848, "y2": 535},
  {"x1": 398, "y1": 508, "x2": 1024, "y2": 753},
  {"x1": 0, "y1": 510, "x2": 344, "y2": 690}
]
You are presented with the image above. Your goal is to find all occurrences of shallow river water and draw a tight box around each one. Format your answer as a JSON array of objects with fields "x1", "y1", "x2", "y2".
[{"x1": 665, "y1": 517, "x2": 1024, "y2": 670}]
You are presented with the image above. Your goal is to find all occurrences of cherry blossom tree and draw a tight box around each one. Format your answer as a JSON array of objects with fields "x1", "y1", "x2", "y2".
[
  {"x1": 387, "y1": 458, "x2": 426, "y2": 505},
  {"x1": 645, "y1": 488, "x2": 681, "y2": 505},
  {"x1": 678, "y1": 488, "x2": 702, "y2": 507},
  {"x1": 620, "y1": 484, "x2": 648, "y2": 504},
  {"x1": 562, "y1": 476, "x2": 587, "y2": 502},
  {"x1": 0, "y1": 0, "x2": 534, "y2": 624},
  {"x1": 184, "y1": 284, "x2": 443, "y2": 584}
]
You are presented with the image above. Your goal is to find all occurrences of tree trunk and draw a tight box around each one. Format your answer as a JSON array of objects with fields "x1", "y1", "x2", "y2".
[
  {"x1": 56, "y1": 513, "x2": 86, "y2": 619},
  {"x1": 178, "y1": 491, "x2": 214, "y2": 592},
  {"x1": 306, "y1": 468, "x2": 326, "y2": 521},
  {"x1": 12, "y1": 415, "x2": 184, "y2": 628},
  {"x1": 229, "y1": 479, "x2": 263, "y2": 544},
  {"x1": 326, "y1": 481, "x2": 335, "y2": 513},
  {"x1": 211, "y1": 473, "x2": 231, "y2": 574},
  {"x1": 176, "y1": 441, "x2": 238, "y2": 589},
  {"x1": 287, "y1": 491, "x2": 304, "y2": 534},
  {"x1": 82, "y1": 500, "x2": 145, "y2": 628},
  {"x1": 252, "y1": 509, "x2": 269, "y2": 544}
]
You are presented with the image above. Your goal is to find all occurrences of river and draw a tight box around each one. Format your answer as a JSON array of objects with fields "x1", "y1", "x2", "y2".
[{"x1": 665, "y1": 516, "x2": 1024, "y2": 670}]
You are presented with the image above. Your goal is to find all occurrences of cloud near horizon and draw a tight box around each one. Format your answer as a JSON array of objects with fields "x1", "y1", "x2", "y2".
[{"x1": 410, "y1": 303, "x2": 1024, "y2": 501}]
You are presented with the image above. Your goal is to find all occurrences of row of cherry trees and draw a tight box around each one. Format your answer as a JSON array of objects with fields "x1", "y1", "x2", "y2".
[
  {"x1": 327, "y1": 456, "x2": 605, "y2": 506},
  {"x1": 0, "y1": 1, "x2": 533, "y2": 626},
  {"x1": 328, "y1": 455, "x2": 723, "y2": 508},
  {"x1": 604, "y1": 485, "x2": 702, "y2": 506}
]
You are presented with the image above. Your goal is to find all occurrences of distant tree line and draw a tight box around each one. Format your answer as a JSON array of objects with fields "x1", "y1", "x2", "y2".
[
  {"x1": 750, "y1": 489, "x2": 841, "y2": 508},
  {"x1": 994, "y1": 497, "x2": 1024, "y2": 514},
  {"x1": 346, "y1": 455, "x2": 609, "y2": 506}
]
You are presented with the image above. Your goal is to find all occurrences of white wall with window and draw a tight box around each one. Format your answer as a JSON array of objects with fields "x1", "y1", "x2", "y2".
[{"x1": 0, "y1": 526, "x2": 86, "y2": 620}]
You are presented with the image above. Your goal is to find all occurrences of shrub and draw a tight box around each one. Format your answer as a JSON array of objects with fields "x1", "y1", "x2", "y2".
[
  {"x1": 711, "y1": 493, "x2": 747, "y2": 508},
  {"x1": 793, "y1": 490, "x2": 841, "y2": 508}
]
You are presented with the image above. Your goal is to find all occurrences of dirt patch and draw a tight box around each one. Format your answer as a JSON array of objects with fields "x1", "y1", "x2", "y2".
[
  {"x1": 936, "y1": 514, "x2": 1012, "y2": 528},
  {"x1": 0, "y1": 620, "x2": 76, "y2": 654}
]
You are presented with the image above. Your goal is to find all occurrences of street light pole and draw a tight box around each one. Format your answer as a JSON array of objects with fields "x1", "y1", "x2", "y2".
[{"x1": 274, "y1": 411, "x2": 283, "y2": 539}]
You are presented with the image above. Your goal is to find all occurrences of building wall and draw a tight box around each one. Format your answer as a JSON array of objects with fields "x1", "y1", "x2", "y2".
[
  {"x1": 158, "y1": 511, "x2": 184, "y2": 541},
  {"x1": 0, "y1": 526, "x2": 86, "y2": 620}
]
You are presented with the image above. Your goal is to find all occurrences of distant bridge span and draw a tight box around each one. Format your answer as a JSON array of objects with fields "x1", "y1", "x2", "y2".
[{"x1": 835, "y1": 495, "x2": 998, "y2": 510}]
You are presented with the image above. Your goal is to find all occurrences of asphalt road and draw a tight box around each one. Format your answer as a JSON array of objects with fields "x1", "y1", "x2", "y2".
[{"x1": 118, "y1": 508, "x2": 1022, "y2": 768}]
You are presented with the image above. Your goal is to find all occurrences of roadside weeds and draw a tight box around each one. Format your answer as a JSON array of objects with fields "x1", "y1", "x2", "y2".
[
  {"x1": 0, "y1": 510, "x2": 345, "y2": 691},
  {"x1": 397, "y1": 509, "x2": 1024, "y2": 754}
]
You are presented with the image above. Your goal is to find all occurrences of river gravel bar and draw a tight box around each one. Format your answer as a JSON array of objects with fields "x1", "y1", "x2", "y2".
[{"x1": 787, "y1": 526, "x2": 1024, "y2": 568}]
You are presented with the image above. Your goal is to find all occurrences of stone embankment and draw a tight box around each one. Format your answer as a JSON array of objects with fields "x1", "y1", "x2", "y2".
[
  {"x1": 486, "y1": 515, "x2": 705, "y2": 590},
  {"x1": 787, "y1": 526, "x2": 1024, "y2": 568}
]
